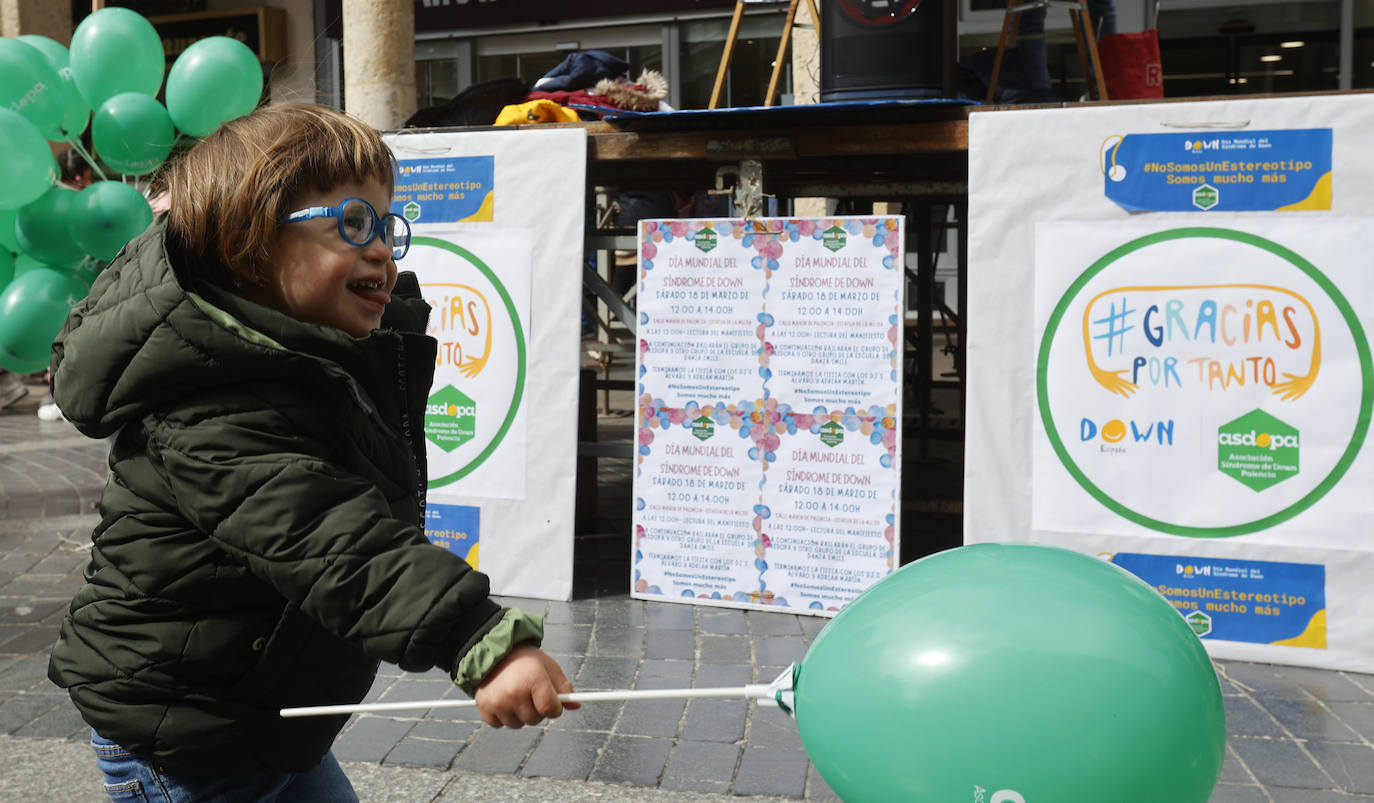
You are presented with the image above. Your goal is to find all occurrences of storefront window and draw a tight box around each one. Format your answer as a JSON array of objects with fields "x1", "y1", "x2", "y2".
[
  {"x1": 681, "y1": 15, "x2": 786, "y2": 109},
  {"x1": 475, "y1": 45, "x2": 663, "y2": 87},
  {"x1": 1157, "y1": 2, "x2": 1344, "y2": 96},
  {"x1": 416, "y1": 58, "x2": 461, "y2": 109}
]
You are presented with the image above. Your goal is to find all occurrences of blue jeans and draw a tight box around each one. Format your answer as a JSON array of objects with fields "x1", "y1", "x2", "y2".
[
  {"x1": 1016, "y1": 0, "x2": 1118, "y2": 98},
  {"x1": 92, "y1": 731, "x2": 358, "y2": 802}
]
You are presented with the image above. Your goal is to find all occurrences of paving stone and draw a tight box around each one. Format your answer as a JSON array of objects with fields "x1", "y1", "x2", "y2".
[
  {"x1": 0, "y1": 599, "x2": 67, "y2": 625},
  {"x1": 521, "y1": 728, "x2": 606, "y2": 780},
  {"x1": 382, "y1": 732, "x2": 463, "y2": 769},
  {"x1": 575, "y1": 656, "x2": 638, "y2": 692},
  {"x1": 408, "y1": 719, "x2": 479, "y2": 742},
  {"x1": 807, "y1": 765, "x2": 843, "y2": 802},
  {"x1": 1218, "y1": 743, "x2": 1251, "y2": 784},
  {"x1": 0, "y1": 653, "x2": 52, "y2": 693},
  {"x1": 732, "y1": 746, "x2": 809, "y2": 798},
  {"x1": 1267, "y1": 789, "x2": 1369, "y2": 803},
  {"x1": 748, "y1": 610, "x2": 802, "y2": 636},
  {"x1": 1257, "y1": 695, "x2": 1361, "y2": 742},
  {"x1": 594, "y1": 601, "x2": 645, "y2": 629},
  {"x1": 1224, "y1": 695, "x2": 1287, "y2": 738},
  {"x1": 1277, "y1": 666, "x2": 1374, "y2": 702},
  {"x1": 681, "y1": 699, "x2": 746, "y2": 743},
  {"x1": 10, "y1": 697, "x2": 84, "y2": 739},
  {"x1": 660, "y1": 740, "x2": 739, "y2": 793},
  {"x1": 699, "y1": 634, "x2": 750, "y2": 663},
  {"x1": 644, "y1": 628, "x2": 694, "y2": 660},
  {"x1": 451, "y1": 725, "x2": 543, "y2": 774},
  {"x1": 544, "y1": 600, "x2": 597, "y2": 626},
  {"x1": 1303, "y1": 740, "x2": 1374, "y2": 795},
  {"x1": 694, "y1": 663, "x2": 752, "y2": 688},
  {"x1": 615, "y1": 698, "x2": 685, "y2": 738},
  {"x1": 549, "y1": 699, "x2": 621, "y2": 733},
  {"x1": 635, "y1": 659, "x2": 693, "y2": 687},
  {"x1": 754, "y1": 635, "x2": 806, "y2": 666},
  {"x1": 646, "y1": 602, "x2": 695, "y2": 630},
  {"x1": 1328, "y1": 700, "x2": 1374, "y2": 741},
  {"x1": 1229, "y1": 736, "x2": 1332, "y2": 789},
  {"x1": 332, "y1": 716, "x2": 415, "y2": 763},
  {"x1": 799, "y1": 615, "x2": 828, "y2": 641},
  {"x1": 588, "y1": 626, "x2": 644, "y2": 658},
  {"x1": 747, "y1": 704, "x2": 803, "y2": 750},
  {"x1": 589, "y1": 734, "x2": 671, "y2": 786},
  {"x1": 1221, "y1": 663, "x2": 1311, "y2": 700},
  {"x1": 1207, "y1": 783, "x2": 1271, "y2": 802},
  {"x1": 376, "y1": 678, "x2": 454, "y2": 706},
  {"x1": 541, "y1": 623, "x2": 592, "y2": 655},
  {"x1": 698, "y1": 609, "x2": 747, "y2": 636}
]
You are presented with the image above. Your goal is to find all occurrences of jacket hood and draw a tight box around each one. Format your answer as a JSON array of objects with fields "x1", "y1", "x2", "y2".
[{"x1": 52, "y1": 219, "x2": 431, "y2": 440}]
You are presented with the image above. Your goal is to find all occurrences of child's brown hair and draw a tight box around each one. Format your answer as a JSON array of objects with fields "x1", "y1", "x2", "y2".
[{"x1": 165, "y1": 103, "x2": 396, "y2": 288}]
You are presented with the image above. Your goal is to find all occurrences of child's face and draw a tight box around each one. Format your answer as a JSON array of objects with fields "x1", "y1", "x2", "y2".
[{"x1": 253, "y1": 179, "x2": 398, "y2": 338}]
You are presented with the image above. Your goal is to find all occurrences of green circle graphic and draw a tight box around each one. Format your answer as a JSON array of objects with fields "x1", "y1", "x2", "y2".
[
  {"x1": 1037, "y1": 227, "x2": 1373, "y2": 537},
  {"x1": 415, "y1": 235, "x2": 528, "y2": 489}
]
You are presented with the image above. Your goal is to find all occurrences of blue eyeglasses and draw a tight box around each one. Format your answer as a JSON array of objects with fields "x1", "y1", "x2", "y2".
[{"x1": 277, "y1": 197, "x2": 411, "y2": 260}]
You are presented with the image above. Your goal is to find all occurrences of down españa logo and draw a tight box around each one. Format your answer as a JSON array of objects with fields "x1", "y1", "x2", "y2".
[{"x1": 425, "y1": 386, "x2": 477, "y2": 452}]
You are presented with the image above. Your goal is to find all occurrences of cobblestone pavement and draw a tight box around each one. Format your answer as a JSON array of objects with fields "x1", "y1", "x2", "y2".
[{"x1": 2, "y1": 379, "x2": 1374, "y2": 801}]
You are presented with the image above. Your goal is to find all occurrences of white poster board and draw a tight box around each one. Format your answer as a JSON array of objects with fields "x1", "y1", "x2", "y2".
[
  {"x1": 632, "y1": 217, "x2": 903, "y2": 614},
  {"x1": 966, "y1": 94, "x2": 1374, "y2": 671},
  {"x1": 384, "y1": 127, "x2": 585, "y2": 600}
]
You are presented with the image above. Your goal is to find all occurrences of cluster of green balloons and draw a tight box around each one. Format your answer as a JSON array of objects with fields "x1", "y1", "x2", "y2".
[
  {"x1": 792, "y1": 543, "x2": 1226, "y2": 802},
  {"x1": 1, "y1": 8, "x2": 265, "y2": 372}
]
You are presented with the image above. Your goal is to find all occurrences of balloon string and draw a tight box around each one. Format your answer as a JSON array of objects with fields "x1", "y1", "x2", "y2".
[{"x1": 66, "y1": 137, "x2": 109, "y2": 182}]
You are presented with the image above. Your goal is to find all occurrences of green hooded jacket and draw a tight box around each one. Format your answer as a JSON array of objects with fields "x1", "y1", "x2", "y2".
[{"x1": 47, "y1": 221, "x2": 532, "y2": 775}]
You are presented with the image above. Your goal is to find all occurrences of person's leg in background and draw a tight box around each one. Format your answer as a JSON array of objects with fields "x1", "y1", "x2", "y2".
[
  {"x1": 0, "y1": 370, "x2": 28, "y2": 409},
  {"x1": 1013, "y1": 5, "x2": 1057, "y2": 102}
]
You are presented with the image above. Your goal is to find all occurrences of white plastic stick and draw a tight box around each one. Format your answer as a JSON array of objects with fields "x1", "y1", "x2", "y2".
[{"x1": 280, "y1": 684, "x2": 776, "y2": 719}]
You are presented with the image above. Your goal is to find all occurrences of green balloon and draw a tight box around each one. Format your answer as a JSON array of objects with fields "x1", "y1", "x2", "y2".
[
  {"x1": 18, "y1": 35, "x2": 91, "y2": 140},
  {"x1": 12, "y1": 253, "x2": 51, "y2": 279},
  {"x1": 0, "y1": 108, "x2": 58, "y2": 211},
  {"x1": 794, "y1": 543, "x2": 1225, "y2": 803},
  {"x1": 0, "y1": 38, "x2": 66, "y2": 139},
  {"x1": 0, "y1": 208, "x2": 21, "y2": 252},
  {"x1": 69, "y1": 6, "x2": 166, "y2": 110},
  {"x1": 0, "y1": 267, "x2": 82, "y2": 370},
  {"x1": 92, "y1": 93, "x2": 175, "y2": 176},
  {"x1": 165, "y1": 36, "x2": 264, "y2": 137},
  {"x1": 14, "y1": 187, "x2": 87, "y2": 269},
  {"x1": 0, "y1": 249, "x2": 12, "y2": 289},
  {"x1": 72, "y1": 181, "x2": 153, "y2": 261}
]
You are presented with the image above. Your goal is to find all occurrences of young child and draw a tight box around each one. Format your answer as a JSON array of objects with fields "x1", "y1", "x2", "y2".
[{"x1": 48, "y1": 102, "x2": 576, "y2": 800}]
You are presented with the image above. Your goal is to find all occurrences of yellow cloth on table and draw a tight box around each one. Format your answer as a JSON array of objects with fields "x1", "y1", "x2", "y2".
[{"x1": 494, "y1": 99, "x2": 580, "y2": 126}]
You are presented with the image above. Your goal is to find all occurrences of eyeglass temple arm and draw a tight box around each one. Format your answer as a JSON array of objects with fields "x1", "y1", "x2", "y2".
[{"x1": 277, "y1": 206, "x2": 336, "y2": 224}]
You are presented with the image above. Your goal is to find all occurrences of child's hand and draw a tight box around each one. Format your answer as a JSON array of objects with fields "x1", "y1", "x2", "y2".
[{"x1": 474, "y1": 645, "x2": 580, "y2": 728}]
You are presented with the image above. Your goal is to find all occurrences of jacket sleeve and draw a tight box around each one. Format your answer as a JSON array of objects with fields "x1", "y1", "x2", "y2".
[{"x1": 148, "y1": 402, "x2": 505, "y2": 675}]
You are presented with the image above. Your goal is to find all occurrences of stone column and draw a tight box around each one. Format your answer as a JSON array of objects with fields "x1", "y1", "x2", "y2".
[
  {"x1": 342, "y1": 0, "x2": 416, "y2": 130},
  {"x1": 0, "y1": 0, "x2": 73, "y2": 42},
  {"x1": 790, "y1": 0, "x2": 826, "y2": 218}
]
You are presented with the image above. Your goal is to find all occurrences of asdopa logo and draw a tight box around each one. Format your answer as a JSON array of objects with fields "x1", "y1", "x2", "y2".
[
  {"x1": 1216, "y1": 430, "x2": 1299, "y2": 450},
  {"x1": 1176, "y1": 564, "x2": 1212, "y2": 577},
  {"x1": 425, "y1": 386, "x2": 478, "y2": 453},
  {"x1": 1184, "y1": 139, "x2": 1220, "y2": 152}
]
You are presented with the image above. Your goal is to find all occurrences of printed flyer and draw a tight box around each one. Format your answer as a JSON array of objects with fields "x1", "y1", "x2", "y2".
[{"x1": 633, "y1": 217, "x2": 903, "y2": 614}]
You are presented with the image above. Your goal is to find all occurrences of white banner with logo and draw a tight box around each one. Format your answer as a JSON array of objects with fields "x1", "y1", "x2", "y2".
[
  {"x1": 966, "y1": 94, "x2": 1374, "y2": 671},
  {"x1": 384, "y1": 127, "x2": 585, "y2": 600},
  {"x1": 632, "y1": 217, "x2": 903, "y2": 615}
]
